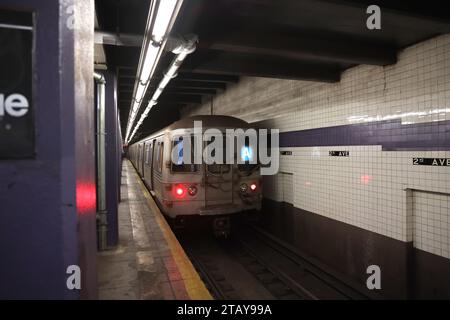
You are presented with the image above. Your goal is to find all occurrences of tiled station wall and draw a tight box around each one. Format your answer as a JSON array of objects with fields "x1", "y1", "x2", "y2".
[{"x1": 182, "y1": 35, "x2": 450, "y2": 297}]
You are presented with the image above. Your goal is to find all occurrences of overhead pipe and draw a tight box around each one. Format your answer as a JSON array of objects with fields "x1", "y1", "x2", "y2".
[
  {"x1": 128, "y1": 35, "x2": 197, "y2": 142},
  {"x1": 94, "y1": 72, "x2": 108, "y2": 251},
  {"x1": 94, "y1": 30, "x2": 143, "y2": 47}
]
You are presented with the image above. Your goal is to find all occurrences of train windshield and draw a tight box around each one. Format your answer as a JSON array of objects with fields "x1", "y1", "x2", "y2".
[{"x1": 171, "y1": 136, "x2": 198, "y2": 173}]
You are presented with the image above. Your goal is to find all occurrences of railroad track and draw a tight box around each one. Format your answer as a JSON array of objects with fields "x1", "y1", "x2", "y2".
[
  {"x1": 241, "y1": 225, "x2": 371, "y2": 300},
  {"x1": 225, "y1": 240, "x2": 309, "y2": 300},
  {"x1": 178, "y1": 224, "x2": 371, "y2": 300},
  {"x1": 185, "y1": 247, "x2": 241, "y2": 300},
  {"x1": 186, "y1": 241, "x2": 306, "y2": 300}
]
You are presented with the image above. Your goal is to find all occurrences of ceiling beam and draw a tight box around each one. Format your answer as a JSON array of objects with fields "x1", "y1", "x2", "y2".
[
  {"x1": 221, "y1": 0, "x2": 450, "y2": 34},
  {"x1": 328, "y1": 0, "x2": 450, "y2": 25},
  {"x1": 95, "y1": 30, "x2": 143, "y2": 47},
  {"x1": 202, "y1": 31, "x2": 397, "y2": 66},
  {"x1": 119, "y1": 84, "x2": 134, "y2": 89},
  {"x1": 119, "y1": 75, "x2": 137, "y2": 80},
  {"x1": 163, "y1": 88, "x2": 217, "y2": 95},
  {"x1": 123, "y1": 87, "x2": 217, "y2": 95},
  {"x1": 118, "y1": 90, "x2": 133, "y2": 99},
  {"x1": 119, "y1": 73, "x2": 239, "y2": 87},
  {"x1": 171, "y1": 72, "x2": 239, "y2": 83},
  {"x1": 182, "y1": 51, "x2": 341, "y2": 82},
  {"x1": 150, "y1": 79, "x2": 227, "y2": 90},
  {"x1": 159, "y1": 94, "x2": 204, "y2": 104}
]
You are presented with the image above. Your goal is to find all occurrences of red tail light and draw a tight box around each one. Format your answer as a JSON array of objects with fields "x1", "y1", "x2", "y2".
[
  {"x1": 173, "y1": 184, "x2": 186, "y2": 198},
  {"x1": 250, "y1": 183, "x2": 257, "y2": 191}
]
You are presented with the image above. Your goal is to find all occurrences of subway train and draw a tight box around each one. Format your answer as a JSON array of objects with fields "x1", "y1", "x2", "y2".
[{"x1": 128, "y1": 115, "x2": 262, "y2": 235}]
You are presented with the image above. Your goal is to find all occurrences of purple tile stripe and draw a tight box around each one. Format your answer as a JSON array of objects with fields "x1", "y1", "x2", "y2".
[{"x1": 279, "y1": 120, "x2": 450, "y2": 151}]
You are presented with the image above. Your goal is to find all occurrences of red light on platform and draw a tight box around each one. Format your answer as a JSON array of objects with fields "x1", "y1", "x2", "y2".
[
  {"x1": 76, "y1": 182, "x2": 96, "y2": 215},
  {"x1": 250, "y1": 183, "x2": 257, "y2": 191}
]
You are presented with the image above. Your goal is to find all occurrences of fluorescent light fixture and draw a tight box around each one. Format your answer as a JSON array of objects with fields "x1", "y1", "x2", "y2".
[
  {"x1": 152, "y1": 0, "x2": 178, "y2": 43},
  {"x1": 124, "y1": 0, "x2": 185, "y2": 144},
  {"x1": 135, "y1": 84, "x2": 146, "y2": 102},
  {"x1": 126, "y1": 38, "x2": 196, "y2": 143},
  {"x1": 132, "y1": 100, "x2": 139, "y2": 113},
  {"x1": 127, "y1": 100, "x2": 158, "y2": 142},
  {"x1": 140, "y1": 43, "x2": 159, "y2": 84}
]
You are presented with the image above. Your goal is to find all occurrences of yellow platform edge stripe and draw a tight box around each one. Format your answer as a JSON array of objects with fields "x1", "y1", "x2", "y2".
[{"x1": 130, "y1": 161, "x2": 213, "y2": 300}]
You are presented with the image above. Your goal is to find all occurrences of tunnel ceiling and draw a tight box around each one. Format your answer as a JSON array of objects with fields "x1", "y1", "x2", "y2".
[{"x1": 95, "y1": 0, "x2": 450, "y2": 142}]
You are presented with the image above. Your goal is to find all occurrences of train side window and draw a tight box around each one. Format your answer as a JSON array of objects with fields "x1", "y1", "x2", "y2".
[
  {"x1": 145, "y1": 142, "x2": 152, "y2": 165},
  {"x1": 155, "y1": 142, "x2": 160, "y2": 171},
  {"x1": 171, "y1": 136, "x2": 198, "y2": 173},
  {"x1": 156, "y1": 141, "x2": 164, "y2": 172},
  {"x1": 146, "y1": 142, "x2": 153, "y2": 165},
  {"x1": 144, "y1": 144, "x2": 148, "y2": 164}
]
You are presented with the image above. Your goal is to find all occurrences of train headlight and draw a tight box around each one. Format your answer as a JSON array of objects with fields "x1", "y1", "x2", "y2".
[
  {"x1": 240, "y1": 183, "x2": 248, "y2": 193},
  {"x1": 250, "y1": 183, "x2": 257, "y2": 191},
  {"x1": 188, "y1": 185, "x2": 197, "y2": 196}
]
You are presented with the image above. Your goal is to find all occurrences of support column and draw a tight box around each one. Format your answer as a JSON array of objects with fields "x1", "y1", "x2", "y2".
[
  {"x1": 104, "y1": 71, "x2": 120, "y2": 247},
  {"x1": 0, "y1": 0, "x2": 96, "y2": 299}
]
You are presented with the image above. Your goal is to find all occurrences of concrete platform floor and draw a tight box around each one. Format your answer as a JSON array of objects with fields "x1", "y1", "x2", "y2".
[{"x1": 97, "y1": 160, "x2": 211, "y2": 300}]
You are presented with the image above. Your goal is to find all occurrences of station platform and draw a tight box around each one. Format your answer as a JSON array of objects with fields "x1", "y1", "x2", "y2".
[{"x1": 97, "y1": 160, "x2": 212, "y2": 300}]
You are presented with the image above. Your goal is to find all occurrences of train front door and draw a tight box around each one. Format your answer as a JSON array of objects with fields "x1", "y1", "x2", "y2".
[{"x1": 204, "y1": 135, "x2": 233, "y2": 208}]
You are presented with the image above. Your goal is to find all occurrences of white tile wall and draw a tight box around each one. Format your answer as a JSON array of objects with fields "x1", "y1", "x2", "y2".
[
  {"x1": 266, "y1": 172, "x2": 294, "y2": 204},
  {"x1": 265, "y1": 147, "x2": 450, "y2": 244},
  {"x1": 182, "y1": 35, "x2": 450, "y2": 259},
  {"x1": 412, "y1": 191, "x2": 450, "y2": 259}
]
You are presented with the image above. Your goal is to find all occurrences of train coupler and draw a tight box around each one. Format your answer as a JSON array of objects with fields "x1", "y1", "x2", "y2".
[{"x1": 212, "y1": 216, "x2": 231, "y2": 238}]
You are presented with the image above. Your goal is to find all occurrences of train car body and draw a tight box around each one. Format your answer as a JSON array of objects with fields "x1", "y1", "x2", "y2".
[{"x1": 128, "y1": 115, "x2": 262, "y2": 233}]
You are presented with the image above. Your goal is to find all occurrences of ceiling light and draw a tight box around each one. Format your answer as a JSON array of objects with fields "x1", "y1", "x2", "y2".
[
  {"x1": 135, "y1": 83, "x2": 146, "y2": 102},
  {"x1": 152, "y1": 0, "x2": 178, "y2": 43},
  {"x1": 140, "y1": 43, "x2": 159, "y2": 84},
  {"x1": 126, "y1": 36, "x2": 197, "y2": 143},
  {"x1": 124, "y1": 0, "x2": 184, "y2": 144}
]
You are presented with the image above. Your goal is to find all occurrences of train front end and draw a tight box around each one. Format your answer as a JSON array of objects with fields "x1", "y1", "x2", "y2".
[{"x1": 161, "y1": 127, "x2": 262, "y2": 236}]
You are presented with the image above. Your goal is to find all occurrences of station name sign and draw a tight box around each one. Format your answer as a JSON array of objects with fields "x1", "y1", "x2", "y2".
[
  {"x1": 413, "y1": 158, "x2": 450, "y2": 167},
  {"x1": 329, "y1": 151, "x2": 350, "y2": 157},
  {"x1": 0, "y1": 11, "x2": 34, "y2": 159}
]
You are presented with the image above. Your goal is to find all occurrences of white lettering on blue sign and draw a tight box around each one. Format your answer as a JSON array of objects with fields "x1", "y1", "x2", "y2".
[{"x1": 0, "y1": 93, "x2": 29, "y2": 117}]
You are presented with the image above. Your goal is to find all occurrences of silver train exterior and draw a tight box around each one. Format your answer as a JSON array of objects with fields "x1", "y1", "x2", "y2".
[{"x1": 128, "y1": 115, "x2": 262, "y2": 221}]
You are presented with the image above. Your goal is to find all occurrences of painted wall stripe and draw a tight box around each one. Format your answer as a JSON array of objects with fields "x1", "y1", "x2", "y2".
[{"x1": 279, "y1": 119, "x2": 450, "y2": 151}]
